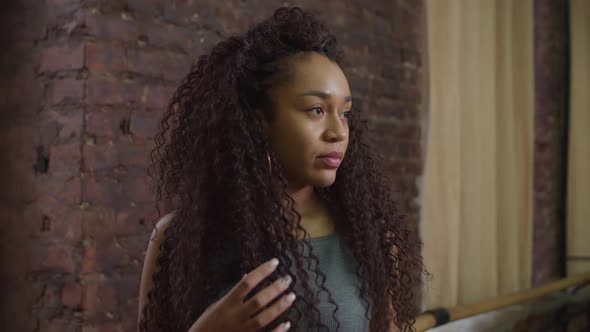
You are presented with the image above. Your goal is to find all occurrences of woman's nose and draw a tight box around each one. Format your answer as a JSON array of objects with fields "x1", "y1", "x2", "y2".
[{"x1": 323, "y1": 114, "x2": 348, "y2": 142}]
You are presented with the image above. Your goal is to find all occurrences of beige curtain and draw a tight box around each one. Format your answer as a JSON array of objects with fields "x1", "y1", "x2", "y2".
[
  {"x1": 422, "y1": 0, "x2": 534, "y2": 307},
  {"x1": 566, "y1": 0, "x2": 590, "y2": 276}
]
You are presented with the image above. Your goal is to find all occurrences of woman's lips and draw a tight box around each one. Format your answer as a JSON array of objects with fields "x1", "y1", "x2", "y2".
[{"x1": 317, "y1": 156, "x2": 342, "y2": 168}]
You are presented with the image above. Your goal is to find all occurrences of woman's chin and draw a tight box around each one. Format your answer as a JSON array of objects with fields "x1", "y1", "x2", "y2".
[{"x1": 310, "y1": 173, "x2": 337, "y2": 187}]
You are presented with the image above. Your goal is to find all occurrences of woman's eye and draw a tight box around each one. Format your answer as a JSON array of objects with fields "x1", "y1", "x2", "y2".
[
  {"x1": 341, "y1": 110, "x2": 352, "y2": 119},
  {"x1": 307, "y1": 107, "x2": 324, "y2": 115}
]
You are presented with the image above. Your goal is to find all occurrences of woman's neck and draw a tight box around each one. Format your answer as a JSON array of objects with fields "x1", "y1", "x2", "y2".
[{"x1": 287, "y1": 186, "x2": 335, "y2": 238}]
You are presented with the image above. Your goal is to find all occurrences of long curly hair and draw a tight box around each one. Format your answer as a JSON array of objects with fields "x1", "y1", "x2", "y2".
[{"x1": 140, "y1": 6, "x2": 425, "y2": 332}]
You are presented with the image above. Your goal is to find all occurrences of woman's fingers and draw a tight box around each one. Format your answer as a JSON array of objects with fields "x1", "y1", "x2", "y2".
[
  {"x1": 270, "y1": 321, "x2": 292, "y2": 332},
  {"x1": 225, "y1": 258, "x2": 279, "y2": 304},
  {"x1": 245, "y1": 292, "x2": 296, "y2": 330},
  {"x1": 221, "y1": 258, "x2": 295, "y2": 331},
  {"x1": 241, "y1": 274, "x2": 292, "y2": 317}
]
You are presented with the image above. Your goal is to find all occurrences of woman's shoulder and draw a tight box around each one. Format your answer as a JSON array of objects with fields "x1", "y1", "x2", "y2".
[
  {"x1": 144, "y1": 210, "x2": 178, "y2": 268},
  {"x1": 150, "y1": 211, "x2": 176, "y2": 240},
  {"x1": 138, "y1": 211, "x2": 177, "y2": 323}
]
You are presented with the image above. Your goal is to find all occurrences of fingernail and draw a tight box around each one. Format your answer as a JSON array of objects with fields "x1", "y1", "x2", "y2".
[
  {"x1": 284, "y1": 292, "x2": 296, "y2": 304},
  {"x1": 282, "y1": 275, "x2": 292, "y2": 285},
  {"x1": 284, "y1": 321, "x2": 291, "y2": 330},
  {"x1": 269, "y1": 258, "x2": 279, "y2": 267}
]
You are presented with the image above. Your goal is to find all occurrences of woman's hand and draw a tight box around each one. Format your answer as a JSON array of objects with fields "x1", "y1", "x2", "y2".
[{"x1": 188, "y1": 258, "x2": 295, "y2": 332}]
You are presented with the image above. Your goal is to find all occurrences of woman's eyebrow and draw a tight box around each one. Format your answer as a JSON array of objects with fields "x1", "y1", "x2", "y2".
[{"x1": 298, "y1": 90, "x2": 353, "y2": 102}]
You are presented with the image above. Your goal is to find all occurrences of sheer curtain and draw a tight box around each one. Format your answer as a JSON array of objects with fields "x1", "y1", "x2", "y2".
[{"x1": 421, "y1": 0, "x2": 534, "y2": 307}]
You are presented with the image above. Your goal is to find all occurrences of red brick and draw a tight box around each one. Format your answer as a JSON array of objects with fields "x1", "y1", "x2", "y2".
[
  {"x1": 85, "y1": 14, "x2": 138, "y2": 43},
  {"x1": 348, "y1": 73, "x2": 369, "y2": 95},
  {"x1": 122, "y1": 174, "x2": 154, "y2": 203},
  {"x1": 373, "y1": 79, "x2": 402, "y2": 101},
  {"x1": 39, "y1": 112, "x2": 59, "y2": 146},
  {"x1": 31, "y1": 245, "x2": 75, "y2": 273},
  {"x1": 81, "y1": 205, "x2": 150, "y2": 242},
  {"x1": 381, "y1": 63, "x2": 402, "y2": 80},
  {"x1": 409, "y1": 142, "x2": 422, "y2": 158},
  {"x1": 401, "y1": 47, "x2": 420, "y2": 66},
  {"x1": 127, "y1": 48, "x2": 189, "y2": 81},
  {"x1": 81, "y1": 206, "x2": 115, "y2": 239},
  {"x1": 85, "y1": 111, "x2": 124, "y2": 136},
  {"x1": 41, "y1": 110, "x2": 84, "y2": 142},
  {"x1": 162, "y1": 1, "x2": 196, "y2": 25},
  {"x1": 40, "y1": 44, "x2": 84, "y2": 72},
  {"x1": 129, "y1": 112, "x2": 158, "y2": 139},
  {"x1": 405, "y1": 106, "x2": 420, "y2": 121},
  {"x1": 116, "y1": 204, "x2": 157, "y2": 235},
  {"x1": 81, "y1": 177, "x2": 123, "y2": 206},
  {"x1": 49, "y1": 142, "x2": 81, "y2": 177},
  {"x1": 81, "y1": 280, "x2": 118, "y2": 312},
  {"x1": 112, "y1": 274, "x2": 141, "y2": 303},
  {"x1": 50, "y1": 208, "x2": 82, "y2": 242},
  {"x1": 27, "y1": 202, "x2": 82, "y2": 242},
  {"x1": 37, "y1": 175, "x2": 81, "y2": 204},
  {"x1": 86, "y1": 42, "x2": 125, "y2": 73},
  {"x1": 83, "y1": 143, "x2": 118, "y2": 171},
  {"x1": 87, "y1": 78, "x2": 141, "y2": 105},
  {"x1": 394, "y1": 124, "x2": 421, "y2": 140},
  {"x1": 144, "y1": 84, "x2": 175, "y2": 110},
  {"x1": 402, "y1": 67, "x2": 419, "y2": 85},
  {"x1": 368, "y1": 118, "x2": 396, "y2": 133},
  {"x1": 61, "y1": 282, "x2": 82, "y2": 307},
  {"x1": 127, "y1": 0, "x2": 161, "y2": 17},
  {"x1": 64, "y1": 176, "x2": 82, "y2": 204},
  {"x1": 187, "y1": 29, "x2": 221, "y2": 54},
  {"x1": 395, "y1": 141, "x2": 421, "y2": 159},
  {"x1": 371, "y1": 97, "x2": 405, "y2": 120},
  {"x1": 40, "y1": 283, "x2": 61, "y2": 309},
  {"x1": 119, "y1": 235, "x2": 148, "y2": 264},
  {"x1": 81, "y1": 240, "x2": 126, "y2": 274},
  {"x1": 47, "y1": 79, "x2": 85, "y2": 105},
  {"x1": 142, "y1": 22, "x2": 195, "y2": 50},
  {"x1": 47, "y1": 0, "x2": 82, "y2": 22},
  {"x1": 401, "y1": 82, "x2": 421, "y2": 104},
  {"x1": 57, "y1": 111, "x2": 85, "y2": 140},
  {"x1": 116, "y1": 139, "x2": 152, "y2": 167}
]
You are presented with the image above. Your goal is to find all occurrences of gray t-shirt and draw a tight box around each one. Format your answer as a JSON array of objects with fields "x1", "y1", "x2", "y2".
[
  {"x1": 217, "y1": 233, "x2": 371, "y2": 331},
  {"x1": 290, "y1": 232, "x2": 371, "y2": 331}
]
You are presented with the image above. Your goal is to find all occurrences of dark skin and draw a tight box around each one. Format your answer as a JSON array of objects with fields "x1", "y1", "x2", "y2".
[
  {"x1": 139, "y1": 52, "x2": 353, "y2": 332},
  {"x1": 259, "y1": 52, "x2": 352, "y2": 238}
]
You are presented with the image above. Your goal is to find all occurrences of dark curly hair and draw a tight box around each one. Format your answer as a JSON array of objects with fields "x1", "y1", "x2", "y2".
[{"x1": 140, "y1": 6, "x2": 425, "y2": 332}]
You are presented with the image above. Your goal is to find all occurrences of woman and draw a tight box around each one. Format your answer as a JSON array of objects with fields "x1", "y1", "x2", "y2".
[{"x1": 138, "y1": 6, "x2": 424, "y2": 332}]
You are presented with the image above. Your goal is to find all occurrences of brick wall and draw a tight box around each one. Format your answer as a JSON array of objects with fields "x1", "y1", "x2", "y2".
[
  {"x1": 532, "y1": 0, "x2": 570, "y2": 286},
  {"x1": 0, "y1": 0, "x2": 426, "y2": 331}
]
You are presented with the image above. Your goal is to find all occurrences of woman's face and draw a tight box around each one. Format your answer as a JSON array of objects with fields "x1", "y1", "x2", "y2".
[{"x1": 259, "y1": 52, "x2": 352, "y2": 189}]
